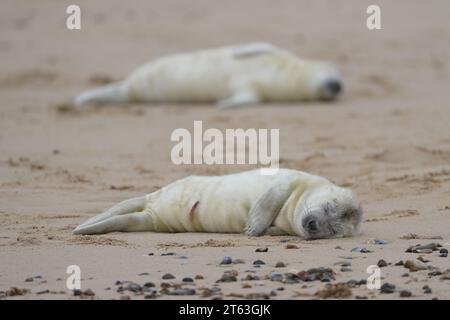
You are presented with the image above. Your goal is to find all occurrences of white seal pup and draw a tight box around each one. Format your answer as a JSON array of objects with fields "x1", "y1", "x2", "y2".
[
  {"x1": 74, "y1": 43, "x2": 343, "y2": 108},
  {"x1": 73, "y1": 169, "x2": 362, "y2": 239}
]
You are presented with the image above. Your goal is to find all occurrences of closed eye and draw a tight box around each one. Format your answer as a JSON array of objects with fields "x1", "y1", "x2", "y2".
[{"x1": 321, "y1": 202, "x2": 335, "y2": 216}]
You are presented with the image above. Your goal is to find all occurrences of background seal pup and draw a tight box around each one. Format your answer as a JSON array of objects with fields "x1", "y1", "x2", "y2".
[
  {"x1": 73, "y1": 169, "x2": 362, "y2": 239},
  {"x1": 74, "y1": 42, "x2": 343, "y2": 108}
]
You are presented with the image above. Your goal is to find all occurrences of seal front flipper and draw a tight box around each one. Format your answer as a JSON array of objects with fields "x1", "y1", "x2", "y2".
[
  {"x1": 263, "y1": 226, "x2": 288, "y2": 236},
  {"x1": 217, "y1": 90, "x2": 261, "y2": 108},
  {"x1": 245, "y1": 178, "x2": 301, "y2": 236}
]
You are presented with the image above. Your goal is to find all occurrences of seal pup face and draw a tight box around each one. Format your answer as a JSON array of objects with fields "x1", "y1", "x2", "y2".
[
  {"x1": 304, "y1": 61, "x2": 343, "y2": 101},
  {"x1": 293, "y1": 185, "x2": 362, "y2": 240}
]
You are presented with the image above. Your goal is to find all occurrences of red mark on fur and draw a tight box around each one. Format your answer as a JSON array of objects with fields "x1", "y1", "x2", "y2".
[{"x1": 189, "y1": 201, "x2": 199, "y2": 220}]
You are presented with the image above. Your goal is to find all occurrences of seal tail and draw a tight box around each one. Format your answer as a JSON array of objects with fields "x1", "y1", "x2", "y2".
[
  {"x1": 73, "y1": 196, "x2": 150, "y2": 235},
  {"x1": 73, "y1": 82, "x2": 128, "y2": 106}
]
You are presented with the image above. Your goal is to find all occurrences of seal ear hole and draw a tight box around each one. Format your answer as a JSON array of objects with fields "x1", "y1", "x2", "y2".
[
  {"x1": 341, "y1": 208, "x2": 356, "y2": 220},
  {"x1": 341, "y1": 206, "x2": 363, "y2": 221}
]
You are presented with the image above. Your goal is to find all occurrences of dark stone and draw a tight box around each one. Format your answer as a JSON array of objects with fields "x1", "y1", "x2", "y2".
[
  {"x1": 220, "y1": 256, "x2": 232, "y2": 265},
  {"x1": 380, "y1": 283, "x2": 396, "y2": 294}
]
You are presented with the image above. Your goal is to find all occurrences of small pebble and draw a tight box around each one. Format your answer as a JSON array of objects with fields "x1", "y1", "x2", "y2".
[
  {"x1": 143, "y1": 282, "x2": 155, "y2": 288},
  {"x1": 243, "y1": 274, "x2": 260, "y2": 281},
  {"x1": 220, "y1": 256, "x2": 232, "y2": 265},
  {"x1": 217, "y1": 270, "x2": 238, "y2": 282},
  {"x1": 346, "y1": 279, "x2": 366, "y2": 288},
  {"x1": 253, "y1": 260, "x2": 265, "y2": 266},
  {"x1": 416, "y1": 249, "x2": 433, "y2": 254},
  {"x1": 182, "y1": 277, "x2": 194, "y2": 283},
  {"x1": 406, "y1": 243, "x2": 441, "y2": 253},
  {"x1": 334, "y1": 261, "x2": 351, "y2": 267},
  {"x1": 401, "y1": 273, "x2": 410, "y2": 277},
  {"x1": 270, "y1": 290, "x2": 277, "y2": 297},
  {"x1": 161, "y1": 252, "x2": 176, "y2": 256},
  {"x1": 380, "y1": 283, "x2": 396, "y2": 294},
  {"x1": 120, "y1": 295, "x2": 130, "y2": 300},
  {"x1": 395, "y1": 260, "x2": 404, "y2": 266},
  {"x1": 126, "y1": 283, "x2": 142, "y2": 292},
  {"x1": 270, "y1": 274, "x2": 283, "y2": 282},
  {"x1": 285, "y1": 244, "x2": 299, "y2": 249},
  {"x1": 377, "y1": 259, "x2": 388, "y2": 268},
  {"x1": 144, "y1": 292, "x2": 158, "y2": 299},
  {"x1": 232, "y1": 259, "x2": 245, "y2": 264},
  {"x1": 423, "y1": 285, "x2": 432, "y2": 294},
  {"x1": 284, "y1": 273, "x2": 300, "y2": 284},
  {"x1": 367, "y1": 239, "x2": 388, "y2": 245},
  {"x1": 404, "y1": 259, "x2": 427, "y2": 272},
  {"x1": 341, "y1": 267, "x2": 352, "y2": 272},
  {"x1": 162, "y1": 273, "x2": 175, "y2": 280},
  {"x1": 36, "y1": 290, "x2": 50, "y2": 295},
  {"x1": 417, "y1": 256, "x2": 430, "y2": 263},
  {"x1": 275, "y1": 262, "x2": 286, "y2": 268},
  {"x1": 167, "y1": 288, "x2": 196, "y2": 296},
  {"x1": 255, "y1": 247, "x2": 268, "y2": 252},
  {"x1": 399, "y1": 290, "x2": 412, "y2": 298},
  {"x1": 83, "y1": 289, "x2": 95, "y2": 296},
  {"x1": 73, "y1": 289, "x2": 82, "y2": 296},
  {"x1": 439, "y1": 248, "x2": 448, "y2": 257},
  {"x1": 138, "y1": 272, "x2": 149, "y2": 276},
  {"x1": 195, "y1": 275, "x2": 204, "y2": 280},
  {"x1": 351, "y1": 247, "x2": 372, "y2": 253},
  {"x1": 25, "y1": 277, "x2": 34, "y2": 282}
]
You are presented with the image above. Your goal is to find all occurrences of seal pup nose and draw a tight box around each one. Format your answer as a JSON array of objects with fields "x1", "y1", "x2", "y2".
[
  {"x1": 320, "y1": 79, "x2": 342, "y2": 100},
  {"x1": 302, "y1": 217, "x2": 318, "y2": 232},
  {"x1": 326, "y1": 80, "x2": 342, "y2": 95}
]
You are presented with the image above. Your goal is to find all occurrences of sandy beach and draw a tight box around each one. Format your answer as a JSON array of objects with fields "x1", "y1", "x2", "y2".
[{"x1": 0, "y1": 0, "x2": 449, "y2": 300}]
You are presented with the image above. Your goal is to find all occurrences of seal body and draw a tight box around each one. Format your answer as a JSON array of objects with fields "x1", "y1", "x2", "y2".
[
  {"x1": 141, "y1": 169, "x2": 326, "y2": 234},
  {"x1": 73, "y1": 169, "x2": 362, "y2": 239},
  {"x1": 74, "y1": 43, "x2": 343, "y2": 107}
]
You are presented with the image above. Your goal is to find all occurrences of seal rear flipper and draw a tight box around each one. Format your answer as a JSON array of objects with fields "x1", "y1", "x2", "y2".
[
  {"x1": 73, "y1": 196, "x2": 146, "y2": 234},
  {"x1": 72, "y1": 211, "x2": 152, "y2": 235},
  {"x1": 73, "y1": 82, "x2": 128, "y2": 106}
]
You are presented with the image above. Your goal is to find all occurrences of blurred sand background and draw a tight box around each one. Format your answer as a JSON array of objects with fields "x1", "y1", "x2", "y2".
[{"x1": 0, "y1": 0, "x2": 449, "y2": 299}]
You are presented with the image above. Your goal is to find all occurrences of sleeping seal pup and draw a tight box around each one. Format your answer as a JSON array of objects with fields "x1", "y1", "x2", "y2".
[
  {"x1": 74, "y1": 43, "x2": 343, "y2": 108},
  {"x1": 73, "y1": 169, "x2": 362, "y2": 239}
]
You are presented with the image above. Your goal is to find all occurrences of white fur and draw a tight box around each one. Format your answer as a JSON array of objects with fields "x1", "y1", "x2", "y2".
[
  {"x1": 74, "y1": 43, "x2": 342, "y2": 107},
  {"x1": 73, "y1": 169, "x2": 362, "y2": 239}
]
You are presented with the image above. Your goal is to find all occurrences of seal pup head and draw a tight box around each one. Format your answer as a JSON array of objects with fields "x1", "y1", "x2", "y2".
[
  {"x1": 300, "y1": 61, "x2": 343, "y2": 101},
  {"x1": 292, "y1": 185, "x2": 362, "y2": 239}
]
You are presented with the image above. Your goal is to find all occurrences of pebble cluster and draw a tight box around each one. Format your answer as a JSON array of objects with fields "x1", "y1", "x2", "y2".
[{"x1": 1, "y1": 240, "x2": 448, "y2": 300}]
